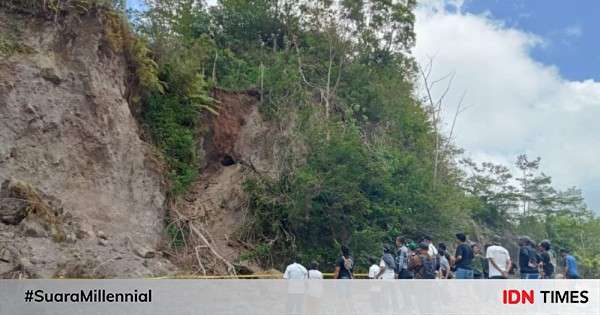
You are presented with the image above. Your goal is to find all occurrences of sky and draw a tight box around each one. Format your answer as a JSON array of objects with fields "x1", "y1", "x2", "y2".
[{"x1": 414, "y1": 0, "x2": 600, "y2": 210}]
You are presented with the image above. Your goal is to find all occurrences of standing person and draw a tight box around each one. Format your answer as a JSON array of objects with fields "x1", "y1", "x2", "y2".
[
  {"x1": 376, "y1": 244, "x2": 400, "y2": 313},
  {"x1": 283, "y1": 258, "x2": 308, "y2": 279},
  {"x1": 283, "y1": 257, "x2": 307, "y2": 315},
  {"x1": 423, "y1": 235, "x2": 439, "y2": 273},
  {"x1": 471, "y1": 243, "x2": 486, "y2": 279},
  {"x1": 368, "y1": 256, "x2": 381, "y2": 279},
  {"x1": 306, "y1": 261, "x2": 323, "y2": 315},
  {"x1": 405, "y1": 242, "x2": 418, "y2": 279},
  {"x1": 395, "y1": 237, "x2": 411, "y2": 279},
  {"x1": 519, "y1": 236, "x2": 540, "y2": 279},
  {"x1": 453, "y1": 233, "x2": 474, "y2": 279},
  {"x1": 437, "y1": 247, "x2": 452, "y2": 279},
  {"x1": 409, "y1": 243, "x2": 437, "y2": 279},
  {"x1": 538, "y1": 240, "x2": 554, "y2": 279},
  {"x1": 438, "y1": 243, "x2": 453, "y2": 263},
  {"x1": 423, "y1": 235, "x2": 438, "y2": 257},
  {"x1": 560, "y1": 249, "x2": 580, "y2": 279},
  {"x1": 367, "y1": 256, "x2": 383, "y2": 313},
  {"x1": 308, "y1": 260, "x2": 323, "y2": 279},
  {"x1": 376, "y1": 244, "x2": 397, "y2": 280},
  {"x1": 334, "y1": 245, "x2": 354, "y2": 279},
  {"x1": 485, "y1": 243, "x2": 511, "y2": 279}
]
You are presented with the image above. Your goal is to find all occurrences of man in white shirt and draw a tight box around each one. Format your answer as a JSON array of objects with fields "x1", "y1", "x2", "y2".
[
  {"x1": 485, "y1": 244, "x2": 511, "y2": 279},
  {"x1": 283, "y1": 259, "x2": 308, "y2": 314},
  {"x1": 283, "y1": 261, "x2": 308, "y2": 280}
]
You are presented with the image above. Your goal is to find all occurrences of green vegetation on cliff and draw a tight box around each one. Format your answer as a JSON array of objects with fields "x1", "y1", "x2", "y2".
[
  {"x1": 7, "y1": 0, "x2": 599, "y2": 277},
  {"x1": 130, "y1": 0, "x2": 600, "y2": 277}
]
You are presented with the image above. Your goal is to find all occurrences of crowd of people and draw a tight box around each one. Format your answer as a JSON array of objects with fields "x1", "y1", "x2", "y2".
[{"x1": 283, "y1": 233, "x2": 581, "y2": 280}]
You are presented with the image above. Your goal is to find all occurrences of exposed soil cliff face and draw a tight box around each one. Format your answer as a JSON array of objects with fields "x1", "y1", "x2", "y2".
[
  {"x1": 0, "y1": 9, "x2": 299, "y2": 277},
  {"x1": 174, "y1": 90, "x2": 298, "y2": 275},
  {"x1": 0, "y1": 11, "x2": 174, "y2": 277}
]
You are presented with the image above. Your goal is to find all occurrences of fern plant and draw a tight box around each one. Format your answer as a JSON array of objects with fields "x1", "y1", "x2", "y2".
[{"x1": 187, "y1": 73, "x2": 219, "y2": 116}]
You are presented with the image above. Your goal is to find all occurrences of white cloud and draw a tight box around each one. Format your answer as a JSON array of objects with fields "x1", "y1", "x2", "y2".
[{"x1": 414, "y1": 2, "x2": 600, "y2": 209}]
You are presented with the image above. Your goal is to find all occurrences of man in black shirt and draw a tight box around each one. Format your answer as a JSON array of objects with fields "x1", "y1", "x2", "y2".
[
  {"x1": 334, "y1": 245, "x2": 353, "y2": 279},
  {"x1": 538, "y1": 240, "x2": 554, "y2": 279},
  {"x1": 454, "y1": 233, "x2": 474, "y2": 279},
  {"x1": 518, "y1": 236, "x2": 540, "y2": 279}
]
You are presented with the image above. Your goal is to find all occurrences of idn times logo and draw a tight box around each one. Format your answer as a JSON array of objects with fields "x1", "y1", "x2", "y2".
[{"x1": 503, "y1": 290, "x2": 589, "y2": 304}]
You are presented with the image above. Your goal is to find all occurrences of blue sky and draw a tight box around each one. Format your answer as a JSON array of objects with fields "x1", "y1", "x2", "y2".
[
  {"x1": 415, "y1": 0, "x2": 600, "y2": 211},
  {"x1": 461, "y1": 0, "x2": 600, "y2": 81}
]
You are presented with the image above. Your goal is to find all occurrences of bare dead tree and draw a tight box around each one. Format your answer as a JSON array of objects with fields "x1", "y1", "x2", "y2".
[
  {"x1": 419, "y1": 56, "x2": 470, "y2": 188},
  {"x1": 447, "y1": 90, "x2": 467, "y2": 144}
]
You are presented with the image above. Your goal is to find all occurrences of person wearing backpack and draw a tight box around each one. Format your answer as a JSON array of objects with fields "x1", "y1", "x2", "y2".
[
  {"x1": 518, "y1": 236, "x2": 540, "y2": 279},
  {"x1": 538, "y1": 240, "x2": 554, "y2": 279},
  {"x1": 334, "y1": 245, "x2": 354, "y2": 279},
  {"x1": 453, "y1": 233, "x2": 474, "y2": 279},
  {"x1": 409, "y1": 243, "x2": 437, "y2": 279}
]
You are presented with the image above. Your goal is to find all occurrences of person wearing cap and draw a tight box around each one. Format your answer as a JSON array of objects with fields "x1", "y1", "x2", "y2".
[
  {"x1": 409, "y1": 243, "x2": 437, "y2": 279},
  {"x1": 405, "y1": 242, "x2": 418, "y2": 279},
  {"x1": 454, "y1": 233, "x2": 474, "y2": 279}
]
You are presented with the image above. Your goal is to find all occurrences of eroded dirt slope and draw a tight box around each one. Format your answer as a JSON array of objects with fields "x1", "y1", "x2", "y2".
[
  {"x1": 173, "y1": 90, "x2": 298, "y2": 275},
  {"x1": 0, "y1": 11, "x2": 174, "y2": 278}
]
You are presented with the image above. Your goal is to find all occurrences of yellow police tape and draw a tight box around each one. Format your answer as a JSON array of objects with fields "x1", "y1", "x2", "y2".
[
  {"x1": 148, "y1": 273, "x2": 369, "y2": 280},
  {"x1": 51, "y1": 273, "x2": 369, "y2": 280}
]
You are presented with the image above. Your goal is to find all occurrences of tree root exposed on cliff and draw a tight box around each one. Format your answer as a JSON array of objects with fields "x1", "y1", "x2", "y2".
[{"x1": 172, "y1": 209, "x2": 237, "y2": 277}]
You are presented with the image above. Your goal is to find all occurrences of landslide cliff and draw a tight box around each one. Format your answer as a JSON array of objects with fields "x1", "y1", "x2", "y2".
[
  {"x1": 171, "y1": 89, "x2": 298, "y2": 275},
  {"x1": 0, "y1": 9, "x2": 174, "y2": 278},
  {"x1": 0, "y1": 7, "x2": 295, "y2": 277},
  {"x1": 0, "y1": 4, "x2": 524, "y2": 278}
]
